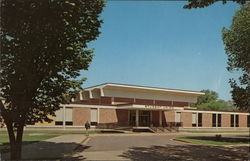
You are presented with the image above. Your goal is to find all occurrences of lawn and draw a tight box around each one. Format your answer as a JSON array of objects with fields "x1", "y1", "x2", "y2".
[
  {"x1": 174, "y1": 136, "x2": 250, "y2": 146},
  {"x1": 0, "y1": 129, "x2": 102, "y2": 153}
]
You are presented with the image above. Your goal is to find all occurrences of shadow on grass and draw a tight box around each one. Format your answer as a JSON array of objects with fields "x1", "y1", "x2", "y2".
[
  {"x1": 120, "y1": 144, "x2": 250, "y2": 161},
  {"x1": 184, "y1": 136, "x2": 250, "y2": 144},
  {"x1": 1, "y1": 141, "x2": 91, "y2": 160}
]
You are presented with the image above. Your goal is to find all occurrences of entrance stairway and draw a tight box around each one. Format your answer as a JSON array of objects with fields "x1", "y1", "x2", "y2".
[{"x1": 149, "y1": 126, "x2": 179, "y2": 133}]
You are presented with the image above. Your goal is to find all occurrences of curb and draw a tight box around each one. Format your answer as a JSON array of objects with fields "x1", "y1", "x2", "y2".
[{"x1": 73, "y1": 136, "x2": 90, "y2": 151}]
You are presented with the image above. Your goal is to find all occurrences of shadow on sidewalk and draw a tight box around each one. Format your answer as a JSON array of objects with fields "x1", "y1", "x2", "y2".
[
  {"x1": 120, "y1": 144, "x2": 250, "y2": 161},
  {"x1": 1, "y1": 141, "x2": 91, "y2": 160}
]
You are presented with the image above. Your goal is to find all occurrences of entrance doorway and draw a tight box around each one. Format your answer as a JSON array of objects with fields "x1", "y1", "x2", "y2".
[
  {"x1": 139, "y1": 111, "x2": 151, "y2": 126},
  {"x1": 129, "y1": 110, "x2": 151, "y2": 127}
]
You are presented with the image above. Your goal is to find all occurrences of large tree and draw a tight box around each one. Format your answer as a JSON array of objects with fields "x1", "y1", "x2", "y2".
[
  {"x1": 0, "y1": 0, "x2": 104, "y2": 159},
  {"x1": 183, "y1": 0, "x2": 246, "y2": 9},
  {"x1": 222, "y1": 4, "x2": 250, "y2": 112}
]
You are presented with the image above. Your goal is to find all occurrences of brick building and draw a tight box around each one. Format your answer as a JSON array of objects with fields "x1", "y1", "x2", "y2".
[{"x1": 34, "y1": 83, "x2": 250, "y2": 130}]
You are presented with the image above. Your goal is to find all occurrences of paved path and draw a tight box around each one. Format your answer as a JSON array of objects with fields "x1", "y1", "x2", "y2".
[
  {"x1": 2, "y1": 134, "x2": 87, "y2": 160},
  {"x1": 73, "y1": 133, "x2": 249, "y2": 161}
]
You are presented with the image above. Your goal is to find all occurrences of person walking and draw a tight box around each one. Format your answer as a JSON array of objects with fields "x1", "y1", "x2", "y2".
[{"x1": 85, "y1": 121, "x2": 90, "y2": 136}]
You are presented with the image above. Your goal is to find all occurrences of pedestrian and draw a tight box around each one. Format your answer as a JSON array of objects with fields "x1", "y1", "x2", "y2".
[{"x1": 85, "y1": 121, "x2": 90, "y2": 136}]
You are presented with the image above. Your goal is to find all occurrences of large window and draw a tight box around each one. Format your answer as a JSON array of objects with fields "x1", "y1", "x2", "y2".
[
  {"x1": 217, "y1": 114, "x2": 221, "y2": 127},
  {"x1": 55, "y1": 107, "x2": 73, "y2": 126},
  {"x1": 231, "y1": 114, "x2": 235, "y2": 127},
  {"x1": 91, "y1": 108, "x2": 98, "y2": 126},
  {"x1": 192, "y1": 113, "x2": 197, "y2": 127},
  {"x1": 248, "y1": 115, "x2": 250, "y2": 127},
  {"x1": 235, "y1": 115, "x2": 239, "y2": 127},
  {"x1": 175, "y1": 112, "x2": 181, "y2": 123},
  {"x1": 212, "y1": 114, "x2": 216, "y2": 127},
  {"x1": 198, "y1": 113, "x2": 202, "y2": 127}
]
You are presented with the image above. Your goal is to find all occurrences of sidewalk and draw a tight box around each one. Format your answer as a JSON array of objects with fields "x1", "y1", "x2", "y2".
[{"x1": 2, "y1": 134, "x2": 87, "y2": 160}]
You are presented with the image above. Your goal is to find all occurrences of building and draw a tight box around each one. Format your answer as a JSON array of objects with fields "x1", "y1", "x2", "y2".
[{"x1": 34, "y1": 83, "x2": 250, "y2": 130}]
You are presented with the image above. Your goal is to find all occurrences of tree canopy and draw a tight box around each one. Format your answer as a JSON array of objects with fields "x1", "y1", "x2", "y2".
[
  {"x1": 183, "y1": 0, "x2": 246, "y2": 9},
  {"x1": 193, "y1": 90, "x2": 238, "y2": 111},
  {"x1": 222, "y1": 4, "x2": 250, "y2": 112},
  {"x1": 0, "y1": 0, "x2": 104, "y2": 159}
]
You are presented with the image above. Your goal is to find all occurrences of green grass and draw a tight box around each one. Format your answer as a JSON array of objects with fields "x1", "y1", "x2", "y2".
[
  {"x1": 0, "y1": 135, "x2": 58, "y2": 144},
  {"x1": 0, "y1": 135, "x2": 58, "y2": 154},
  {"x1": 175, "y1": 136, "x2": 250, "y2": 145},
  {"x1": 0, "y1": 129, "x2": 103, "y2": 136},
  {"x1": 183, "y1": 130, "x2": 250, "y2": 133}
]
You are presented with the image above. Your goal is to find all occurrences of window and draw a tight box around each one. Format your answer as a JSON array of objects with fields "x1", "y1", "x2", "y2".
[
  {"x1": 175, "y1": 112, "x2": 181, "y2": 123},
  {"x1": 55, "y1": 107, "x2": 73, "y2": 126},
  {"x1": 65, "y1": 108, "x2": 73, "y2": 126},
  {"x1": 217, "y1": 114, "x2": 221, "y2": 127},
  {"x1": 55, "y1": 108, "x2": 63, "y2": 126},
  {"x1": 235, "y1": 115, "x2": 239, "y2": 127},
  {"x1": 248, "y1": 115, "x2": 250, "y2": 127},
  {"x1": 55, "y1": 121, "x2": 63, "y2": 125},
  {"x1": 212, "y1": 114, "x2": 216, "y2": 127},
  {"x1": 66, "y1": 121, "x2": 73, "y2": 126},
  {"x1": 91, "y1": 108, "x2": 98, "y2": 126},
  {"x1": 198, "y1": 113, "x2": 202, "y2": 127},
  {"x1": 230, "y1": 114, "x2": 234, "y2": 127},
  {"x1": 192, "y1": 113, "x2": 197, "y2": 127}
]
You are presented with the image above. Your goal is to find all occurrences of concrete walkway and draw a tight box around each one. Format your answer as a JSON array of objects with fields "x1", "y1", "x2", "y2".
[{"x1": 2, "y1": 134, "x2": 87, "y2": 160}]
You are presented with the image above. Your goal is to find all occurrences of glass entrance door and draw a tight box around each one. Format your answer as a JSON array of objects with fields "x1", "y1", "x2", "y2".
[
  {"x1": 129, "y1": 110, "x2": 136, "y2": 126},
  {"x1": 139, "y1": 111, "x2": 150, "y2": 126}
]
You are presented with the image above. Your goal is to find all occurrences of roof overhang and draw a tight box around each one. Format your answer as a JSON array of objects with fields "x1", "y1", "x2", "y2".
[{"x1": 84, "y1": 83, "x2": 204, "y2": 96}]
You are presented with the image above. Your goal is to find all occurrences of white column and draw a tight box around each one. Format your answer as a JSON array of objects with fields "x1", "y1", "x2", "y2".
[
  {"x1": 136, "y1": 110, "x2": 139, "y2": 127},
  {"x1": 196, "y1": 112, "x2": 198, "y2": 127},
  {"x1": 216, "y1": 113, "x2": 218, "y2": 128},
  {"x1": 63, "y1": 106, "x2": 66, "y2": 129},
  {"x1": 159, "y1": 111, "x2": 162, "y2": 126},
  {"x1": 150, "y1": 111, "x2": 153, "y2": 126},
  {"x1": 79, "y1": 91, "x2": 83, "y2": 100},
  {"x1": 234, "y1": 114, "x2": 236, "y2": 128}
]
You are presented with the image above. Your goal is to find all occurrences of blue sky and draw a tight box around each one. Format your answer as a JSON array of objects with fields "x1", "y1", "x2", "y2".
[{"x1": 81, "y1": 1, "x2": 241, "y2": 101}]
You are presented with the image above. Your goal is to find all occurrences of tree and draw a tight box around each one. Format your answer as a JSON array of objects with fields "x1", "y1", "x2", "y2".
[
  {"x1": 222, "y1": 4, "x2": 250, "y2": 112},
  {"x1": 195, "y1": 90, "x2": 218, "y2": 105},
  {"x1": 183, "y1": 0, "x2": 246, "y2": 9},
  {"x1": 0, "y1": 0, "x2": 104, "y2": 159},
  {"x1": 193, "y1": 90, "x2": 238, "y2": 111}
]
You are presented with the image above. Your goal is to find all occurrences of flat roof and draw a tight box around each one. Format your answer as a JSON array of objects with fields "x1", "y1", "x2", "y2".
[{"x1": 84, "y1": 83, "x2": 205, "y2": 95}]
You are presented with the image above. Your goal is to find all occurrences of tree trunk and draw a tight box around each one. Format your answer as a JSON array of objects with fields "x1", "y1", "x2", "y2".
[{"x1": 6, "y1": 122, "x2": 24, "y2": 160}]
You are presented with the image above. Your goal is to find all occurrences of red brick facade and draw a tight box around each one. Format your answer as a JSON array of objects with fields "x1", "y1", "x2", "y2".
[
  {"x1": 239, "y1": 115, "x2": 247, "y2": 127},
  {"x1": 221, "y1": 114, "x2": 230, "y2": 127},
  {"x1": 163, "y1": 111, "x2": 175, "y2": 122},
  {"x1": 135, "y1": 99, "x2": 154, "y2": 105},
  {"x1": 202, "y1": 113, "x2": 212, "y2": 127},
  {"x1": 99, "y1": 108, "x2": 118, "y2": 123},
  {"x1": 72, "y1": 108, "x2": 90, "y2": 126},
  {"x1": 181, "y1": 112, "x2": 192, "y2": 127},
  {"x1": 155, "y1": 100, "x2": 172, "y2": 106}
]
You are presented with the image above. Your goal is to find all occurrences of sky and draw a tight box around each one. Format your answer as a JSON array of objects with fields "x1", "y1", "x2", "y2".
[{"x1": 81, "y1": 1, "x2": 241, "y2": 101}]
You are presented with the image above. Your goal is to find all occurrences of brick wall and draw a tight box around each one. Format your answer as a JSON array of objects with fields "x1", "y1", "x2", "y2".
[
  {"x1": 239, "y1": 115, "x2": 247, "y2": 127},
  {"x1": 173, "y1": 101, "x2": 189, "y2": 107},
  {"x1": 114, "y1": 97, "x2": 134, "y2": 104},
  {"x1": 99, "y1": 108, "x2": 118, "y2": 123},
  {"x1": 100, "y1": 97, "x2": 112, "y2": 105},
  {"x1": 116, "y1": 109, "x2": 129, "y2": 123},
  {"x1": 72, "y1": 108, "x2": 90, "y2": 126},
  {"x1": 181, "y1": 112, "x2": 192, "y2": 127},
  {"x1": 152, "y1": 111, "x2": 160, "y2": 126},
  {"x1": 155, "y1": 100, "x2": 172, "y2": 106},
  {"x1": 202, "y1": 113, "x2": 212, "y2": 127},
  {"x1": 135, "y1": 98, "x2": 154, "y2": 105},
  {"x1": 221, "y1": 114, "x2": 230, "y2": 127},
  {"x1": 163, "y1": 111, "x2": 175, "y2": 122}
]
